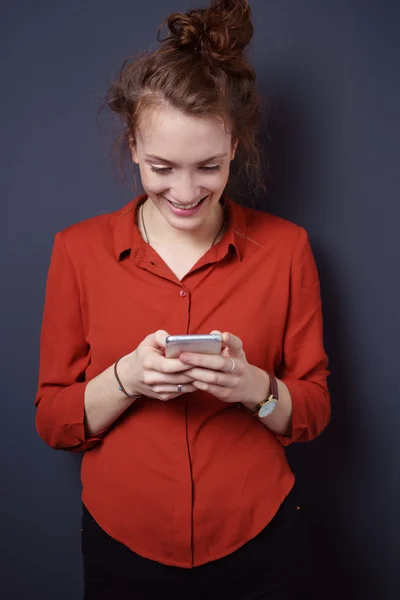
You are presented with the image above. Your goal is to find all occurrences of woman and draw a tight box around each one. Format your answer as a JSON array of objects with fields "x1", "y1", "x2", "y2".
[{"x1": 35, "y1": 1, "x2": 330, "y2": 598}]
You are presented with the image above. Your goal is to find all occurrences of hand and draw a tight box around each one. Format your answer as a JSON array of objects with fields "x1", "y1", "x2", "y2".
[
  {"x1": 119, "y1": 330, "x2": 197, "y2": 401},
  {"x1": 179, "y1": 331, "x2": 269, "y2": 405}
]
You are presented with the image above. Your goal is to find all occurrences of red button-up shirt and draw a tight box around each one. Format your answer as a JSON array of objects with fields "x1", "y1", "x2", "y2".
[{"x1": 35, "y1": 194, "x2": 330, "y2": 567}]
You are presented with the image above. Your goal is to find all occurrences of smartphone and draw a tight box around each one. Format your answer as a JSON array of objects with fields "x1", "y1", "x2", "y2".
[{"x1": 165, "y1": 334, "x2": 223, "y2": 359}]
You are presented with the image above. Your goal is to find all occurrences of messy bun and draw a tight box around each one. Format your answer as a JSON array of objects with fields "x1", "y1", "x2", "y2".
[
  {"x1": 160, "y1": 0, "x2": 253, "y2": 69},
  {"x1": 106, "y1": 0, "x2": 264, "y2": 194}
]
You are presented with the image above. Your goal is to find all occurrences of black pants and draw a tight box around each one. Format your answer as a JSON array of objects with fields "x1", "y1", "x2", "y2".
[{"x1": 81, "y1": 488, "x2": 310, "y2": 600}]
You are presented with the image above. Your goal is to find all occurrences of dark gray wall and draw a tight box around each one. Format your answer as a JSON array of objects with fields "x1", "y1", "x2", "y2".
[{"x1": 1, "y1": 1, "x2": 399, "y2": 598}]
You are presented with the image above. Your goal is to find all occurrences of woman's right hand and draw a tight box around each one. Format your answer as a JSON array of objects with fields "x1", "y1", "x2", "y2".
[{"x1": 117, "y1": 330, "x2": 197, "y2": 401}]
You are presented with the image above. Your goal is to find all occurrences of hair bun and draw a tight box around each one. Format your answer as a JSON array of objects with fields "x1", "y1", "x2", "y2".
[
  {"x1": 166, "y1": 11, "x2": 205, "y2": 49},
  {"x1": 160, "y1": 0, "x2": 253, "y2": 65}
]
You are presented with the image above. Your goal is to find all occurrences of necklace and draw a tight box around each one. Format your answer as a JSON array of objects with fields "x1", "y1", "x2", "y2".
[{"x1": 140, "y1": 202, "x2": 225, "y2": 248}]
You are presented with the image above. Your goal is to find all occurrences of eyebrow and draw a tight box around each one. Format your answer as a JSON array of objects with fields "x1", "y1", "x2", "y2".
[{"x1": 144, "y1": 153, "x2": 228, "y2": 166}]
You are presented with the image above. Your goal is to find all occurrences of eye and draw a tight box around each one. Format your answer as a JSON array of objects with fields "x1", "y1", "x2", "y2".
[
  {"x1": 150, "y1": 166, "x2": 171, "y2": 174},
  {"x1": 199, "y1": 165, "x2": 221, "y2": 172},
  {"x1": 150, "y1": 164, "x2": 222, "y2": 175}
]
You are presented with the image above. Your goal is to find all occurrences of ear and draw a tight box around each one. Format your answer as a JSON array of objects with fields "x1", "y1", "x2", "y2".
[
  {"x1": 231, "y1": 138, "x2": 238, "y2": 161},
  {"x1": 128, "y1": 135, "x2": 139, "y2": 164}
]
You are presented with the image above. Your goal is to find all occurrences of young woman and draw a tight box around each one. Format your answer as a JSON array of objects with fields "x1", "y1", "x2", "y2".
[{"x1": 35, "y1": 1, "x2": 330, "y2": 598}]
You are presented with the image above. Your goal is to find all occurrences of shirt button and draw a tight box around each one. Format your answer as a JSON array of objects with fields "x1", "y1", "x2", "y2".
[{"x1": 180, "y1": 290, "x2": 187, "y2": 297}]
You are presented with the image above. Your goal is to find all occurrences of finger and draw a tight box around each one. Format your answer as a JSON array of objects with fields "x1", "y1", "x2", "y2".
[
  {"x1": 179, "y1": 352, "x2": 228, "y2": 371},
  {"x1": 152, "y1": 384, "x2": 197, "y2": 395},
  {"x1": 221, "y1": 332, "x2": 244, "y2": 356},
  {"x1": 154, "y1": 330, "x2": 170, "y2": 349},
  {"x1": 145, "y1": 353, "x2": 192, "y2": 374},
  {"x1": 179, "y1": 353, "x2": 244, "y2": 375},
  {"x1": 143, "y1": 371, "x2": 195, "y2": 386},
  {"x1": 184, "y1": 367, "x2": 239, "y2": 388},
  {"x1": 210, "y1": 330, "x2": 225, "y2": 349},
  {"x1": 140, "y1": 330, "x2": 170, "y2": 350},
  {"x1": 192, "y1": 380, "x2": 232, "y2": 400}
]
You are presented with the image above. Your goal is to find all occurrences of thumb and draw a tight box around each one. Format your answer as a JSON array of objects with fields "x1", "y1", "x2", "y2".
[
  {"x1": 141, "y1": 330, "x2": 170, "y2": 350},
  {"x1": 221, "y1": 332, "x2": 244, "y2": 357}
]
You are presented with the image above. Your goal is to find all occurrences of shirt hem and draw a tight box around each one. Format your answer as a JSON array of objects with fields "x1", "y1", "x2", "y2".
[{"x1": 82, "y1": 473, "x2": 295, "y2": 569}]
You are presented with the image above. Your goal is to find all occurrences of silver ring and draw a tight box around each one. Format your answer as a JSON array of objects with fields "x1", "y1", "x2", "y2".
[
  {"x1": 177, "y1": 384, "x2": 183, "y2": 393},
  {"x1": 227, "y1": 358, "x2": 236, "y2": 373}
]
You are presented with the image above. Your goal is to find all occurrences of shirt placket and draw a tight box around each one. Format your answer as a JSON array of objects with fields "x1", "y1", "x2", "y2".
[{"x1": 134, "y1": 250, "x2": 197, "y2": 564}]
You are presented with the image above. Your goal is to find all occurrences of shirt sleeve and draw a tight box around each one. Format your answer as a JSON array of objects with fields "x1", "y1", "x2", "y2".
[
  {"x1": 34, "y1": 232, "x2": 108, "y2": 452},
  {"x1": 275, "y1": 228, "x2": 330, "y2": 446}
]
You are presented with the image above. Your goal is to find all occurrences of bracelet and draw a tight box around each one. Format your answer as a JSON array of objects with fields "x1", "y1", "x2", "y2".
[{"x1": 114, "y1": 357, "x2": 141, "y2": 400}]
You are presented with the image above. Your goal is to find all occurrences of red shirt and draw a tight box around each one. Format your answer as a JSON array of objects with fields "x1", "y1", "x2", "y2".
[{"x1": 35, "y1": 194, "x2": 330, "y2": 568}]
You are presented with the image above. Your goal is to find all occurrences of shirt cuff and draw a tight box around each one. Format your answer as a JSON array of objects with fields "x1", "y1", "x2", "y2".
[
  {"x1": 274, "y1": 377, "x2": 329, "y2": 446},
  {"x1": 36, "y1": 381, "x2": 111, "y2": 453}
]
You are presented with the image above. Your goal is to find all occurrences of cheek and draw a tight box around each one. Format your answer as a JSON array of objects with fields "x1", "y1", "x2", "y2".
[
  {"x1": 213, "y1": 177, "x2": 227, "y2": 192},
  {"x1": 202, "y1": 165, "x2": 230, "y2": 192},
  {"x1": 139, "y1": 169, "x2": 167, "y2": 194},
  {"x1": 213, "y1": 167, "x2": 230, "y2": 190}
]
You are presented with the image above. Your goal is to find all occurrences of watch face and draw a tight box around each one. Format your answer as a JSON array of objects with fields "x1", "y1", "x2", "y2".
[{"x1": 259, "y1": 399, "x2": 278, "y2": 418}]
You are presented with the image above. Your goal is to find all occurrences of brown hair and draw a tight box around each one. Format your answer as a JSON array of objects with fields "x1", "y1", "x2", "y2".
[{"x1": 106, "y1": 0, "x2": 265, "y2": 194}]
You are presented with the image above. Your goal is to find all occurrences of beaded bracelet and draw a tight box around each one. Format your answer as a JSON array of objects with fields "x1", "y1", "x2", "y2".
[{"x1": 114, "y1": 357, "x2": 141, "y2": 400}]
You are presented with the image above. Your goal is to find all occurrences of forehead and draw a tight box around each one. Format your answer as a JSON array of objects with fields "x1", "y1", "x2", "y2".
[{"x1": 136, "y1": 105, "x2": 231, "y2": 162}]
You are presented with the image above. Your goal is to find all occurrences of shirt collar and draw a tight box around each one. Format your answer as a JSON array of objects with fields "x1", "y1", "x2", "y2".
[{"x1": 113, "y1": 193, "x2": 247, "y2": 262}]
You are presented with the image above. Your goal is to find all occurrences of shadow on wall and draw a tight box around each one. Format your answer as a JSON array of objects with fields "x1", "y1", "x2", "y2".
[
  {"x1": 228, "y1": 87, "x2": 369, "y2": 598},
  {"x1": 226, "y1": 89, "x2": 302, "y2": 211}
]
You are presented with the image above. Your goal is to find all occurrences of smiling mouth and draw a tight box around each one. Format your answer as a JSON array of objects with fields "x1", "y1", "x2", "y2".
[{"x1": 166, "y1": 195, "x2": 209, "y2": 210}]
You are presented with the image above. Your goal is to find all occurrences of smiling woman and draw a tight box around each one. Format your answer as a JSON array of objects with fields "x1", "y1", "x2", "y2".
[
  {"x1": 34, "y1": 1, "x2": 330, "y2": 599},
  {"x1": 131, "y1": 106, "x2": 235, "y2": 251}
]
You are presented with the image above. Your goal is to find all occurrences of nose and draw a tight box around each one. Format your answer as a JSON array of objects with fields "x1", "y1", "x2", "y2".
[{"x1": 169, "y1": 171, "x2": 202, "y2": 204}]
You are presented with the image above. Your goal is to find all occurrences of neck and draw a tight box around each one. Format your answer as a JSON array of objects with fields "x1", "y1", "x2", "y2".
[{"x1": 141, "y1": 197, "x2": 224, "y2": 248}]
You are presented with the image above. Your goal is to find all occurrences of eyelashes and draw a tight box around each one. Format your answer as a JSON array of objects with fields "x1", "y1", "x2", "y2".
[{"x1": 150, "y1": 165, "x2": 222, "y2": 175}]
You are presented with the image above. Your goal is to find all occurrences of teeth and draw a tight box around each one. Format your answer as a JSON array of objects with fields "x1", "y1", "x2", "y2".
[{"x1": 169, "y1": 197, "x2": 206, "y2": 210}]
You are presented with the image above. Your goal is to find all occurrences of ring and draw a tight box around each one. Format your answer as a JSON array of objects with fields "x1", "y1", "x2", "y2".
[
  {"x1": 227, "y1": 358, "x2": 236, "y2": 373},
  {"x1": 177, "y1": 384, "x2": 183, "y2": 393}
]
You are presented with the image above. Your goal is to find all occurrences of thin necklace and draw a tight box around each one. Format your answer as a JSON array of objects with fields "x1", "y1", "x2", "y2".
[{"x1": 140, "y1": 202, "x2": 225, "y2": 248}]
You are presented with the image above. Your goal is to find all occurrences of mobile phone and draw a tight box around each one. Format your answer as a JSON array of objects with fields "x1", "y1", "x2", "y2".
[{"x1": 165, "y1": 334, "x2": 223, "y2": 359}]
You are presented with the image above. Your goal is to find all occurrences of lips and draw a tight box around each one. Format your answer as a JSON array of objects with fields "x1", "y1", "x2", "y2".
[{"x1": 165, "y1": 195, "x2": 208, "y2": 210}]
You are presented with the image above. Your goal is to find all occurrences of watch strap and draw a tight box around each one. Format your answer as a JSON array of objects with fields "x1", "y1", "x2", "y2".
[
  {"x1": 268, "y1": 374, "x2": 279, "y2": 401},
  {"x1": 240, "y1": 373, "x2": 279, "y2": 416}
]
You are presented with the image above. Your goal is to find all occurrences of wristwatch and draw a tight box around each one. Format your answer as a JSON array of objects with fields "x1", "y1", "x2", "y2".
[{"x1": 245, "y1": 374, "x2": 279, "y2": 418}]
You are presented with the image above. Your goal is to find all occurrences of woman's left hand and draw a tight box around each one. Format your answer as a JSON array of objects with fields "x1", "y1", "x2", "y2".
[{"x1": 179, "y1": 331, "x2": 268, "y2": 405}]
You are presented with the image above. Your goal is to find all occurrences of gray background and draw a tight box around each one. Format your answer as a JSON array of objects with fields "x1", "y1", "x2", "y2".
[{"x1": 1, "y1": 0, "x2": 399, "y2": 598}]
